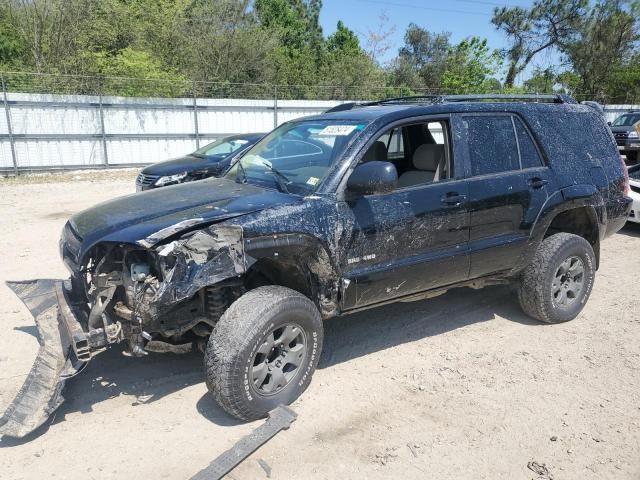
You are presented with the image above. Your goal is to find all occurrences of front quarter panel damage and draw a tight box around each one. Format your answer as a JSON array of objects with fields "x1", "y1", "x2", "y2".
[
  {"x1": 135, "y1": 225, "x2": 254, "y2": 325},
  {"x1": 152, "y1": 225, "x2": 254, "y2": 305}
]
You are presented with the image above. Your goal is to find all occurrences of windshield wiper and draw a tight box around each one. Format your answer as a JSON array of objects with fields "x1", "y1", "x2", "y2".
[{"x1": 261, "y1": 162, "x2": 291, "y2": 194}]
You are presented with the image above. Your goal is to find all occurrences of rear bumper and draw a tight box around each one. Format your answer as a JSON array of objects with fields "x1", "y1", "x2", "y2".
[{"x1": 605, "y1": 195, "x2": 633, "y2": 236}]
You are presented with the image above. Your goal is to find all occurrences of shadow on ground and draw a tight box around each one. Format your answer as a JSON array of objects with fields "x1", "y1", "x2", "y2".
[
  {"x1": 320, "y1": 285, "x2": 538, "y2": 368},
  {"x1": 618, "y1": 222, "x2": 640, "y2": 238},
  {"x1": 2, "y1": 284, "x2": 537, "y2": 446}
]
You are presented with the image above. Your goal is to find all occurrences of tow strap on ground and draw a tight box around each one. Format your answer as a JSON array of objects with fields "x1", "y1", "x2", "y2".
[{"x1": 190, "y1": 405, "x2": 297, "y2": 480}]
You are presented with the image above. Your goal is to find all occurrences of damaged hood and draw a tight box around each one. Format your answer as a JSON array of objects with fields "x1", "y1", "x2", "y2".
[{"x1": 67, "y1": 177, "x2": 300, "y2": 255}]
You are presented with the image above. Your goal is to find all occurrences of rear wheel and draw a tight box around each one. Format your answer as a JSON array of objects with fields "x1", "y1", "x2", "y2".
[
  {"x1": 204, "y1": 286, "x2": 323, "y2": 421},
  {"x1": 518, "y1": 233, "x2": 596, "y2": 323}
]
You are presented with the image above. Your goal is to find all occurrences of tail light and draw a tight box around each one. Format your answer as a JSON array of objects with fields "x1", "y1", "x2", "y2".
[{"x1": 621, "y1": 155, "x2": 630, "y2": 196}]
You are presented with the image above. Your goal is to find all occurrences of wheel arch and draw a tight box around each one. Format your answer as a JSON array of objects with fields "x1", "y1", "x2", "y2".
[
  {"x1": 527, "y1": 201, "x2": 602, "y2": 271},
  {"x1": 516, "y1": 182, "x2": 606, "y2": 275},
  {"x1": 243, "y1": 234, "x2": 340, "y2": 318}
]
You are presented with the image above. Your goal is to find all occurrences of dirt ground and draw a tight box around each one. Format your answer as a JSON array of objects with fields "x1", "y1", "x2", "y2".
[{"x1": 0, "y1": 171, "x2": 639, "y2": 480}]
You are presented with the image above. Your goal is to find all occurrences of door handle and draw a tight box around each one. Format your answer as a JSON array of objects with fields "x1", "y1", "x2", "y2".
[
  {"x1": 440, "y1": 192, "x2": 467, "y2": 206},
  {"x1": 528, "y1": 177, "x2": 549, "y2": 189}
]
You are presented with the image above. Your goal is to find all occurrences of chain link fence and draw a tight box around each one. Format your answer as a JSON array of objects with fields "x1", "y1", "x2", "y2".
[{"x1": 0, "y1": 71, "x2": 637, "y2": 174}]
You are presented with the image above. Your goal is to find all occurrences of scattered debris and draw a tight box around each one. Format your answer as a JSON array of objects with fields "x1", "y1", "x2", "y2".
[
  {"x1": 527, "y1": 461, "x2": 553, "y2": 479},
  {"x1": 406, "y1": 443, "x2": 420, "y2": 458},
  {"x1": 190, "y1": 405, "x2": 297, "y2": 480},
  {"x1": 374, "y1": 447, "x2": 399, "y2": 466},
  {"x1": 257, "y1": 459, "x2": 271, "y2": 478}
]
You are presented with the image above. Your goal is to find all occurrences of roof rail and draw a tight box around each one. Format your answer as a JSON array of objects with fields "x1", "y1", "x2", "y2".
[
  {"x1": 441, "y1": 94, "x2": 577, "y2": 104},
  {"x1": 375, "y1": 95, "x2": 444, "y2": 105},
  {"x1": 324, "y1": 93, "x2": 579, "y2": 113}
]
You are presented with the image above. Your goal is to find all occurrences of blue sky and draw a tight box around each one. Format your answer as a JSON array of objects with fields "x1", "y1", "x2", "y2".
[{"x1": 320, "y1": 0, "x2": 563, "y2": 83}]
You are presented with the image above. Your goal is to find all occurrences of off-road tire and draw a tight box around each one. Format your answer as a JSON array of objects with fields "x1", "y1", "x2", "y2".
[
  {"x1": 518, "y1": 233, "x2": 596, "y2": 323},
  {"x1": 204, "y1": 286, "x2": 323, "y2": 421}
]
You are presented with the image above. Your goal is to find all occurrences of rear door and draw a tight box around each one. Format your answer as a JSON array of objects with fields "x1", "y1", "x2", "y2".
[{"x1": 454, "y1": 113, "x2": 552, "y2": 278}]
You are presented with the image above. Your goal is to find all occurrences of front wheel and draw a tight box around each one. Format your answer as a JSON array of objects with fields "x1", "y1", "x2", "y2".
[
  {"x1": 518, "y1": 233, "x2": 596, "y2": 323},
  {"x1": 205, "y1": 286, "x2": 324, "y2": 421}
]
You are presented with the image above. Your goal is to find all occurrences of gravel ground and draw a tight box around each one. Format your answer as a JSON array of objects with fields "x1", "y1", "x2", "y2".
[{"x1": 0, "y1": 173, "x2": 638, "y2": 480}]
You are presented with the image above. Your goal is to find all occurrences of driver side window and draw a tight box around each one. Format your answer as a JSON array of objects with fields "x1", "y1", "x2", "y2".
[{"x1": 359, "y1": 120, "x2": 452, "y2": 189}]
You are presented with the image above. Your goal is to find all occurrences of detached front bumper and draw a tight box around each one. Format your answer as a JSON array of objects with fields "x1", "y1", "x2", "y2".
[{"x1": 0, "y1": 279, "x2": 91, "y2": 439}]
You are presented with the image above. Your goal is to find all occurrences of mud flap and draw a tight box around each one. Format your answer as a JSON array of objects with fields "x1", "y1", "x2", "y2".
[{"x1": 0, "y1": 279, "x2": 86, "y2": 439}]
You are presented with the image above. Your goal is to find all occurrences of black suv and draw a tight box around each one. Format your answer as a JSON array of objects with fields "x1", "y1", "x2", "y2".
[
  {"x1": 609, "y1": 111, "x2": 640, "y2": 163},
  {"x1": 1, "y1": 95, "x2": 632, "y2": 438}
]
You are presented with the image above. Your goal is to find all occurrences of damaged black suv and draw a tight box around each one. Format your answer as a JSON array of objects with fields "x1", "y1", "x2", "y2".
[{"x1": 1, "y1": 94, "x2": 632, "y2": 438}]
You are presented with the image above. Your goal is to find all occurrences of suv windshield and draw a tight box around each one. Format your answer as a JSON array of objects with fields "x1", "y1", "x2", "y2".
[
  {"x1": 194, "y1": 137, "x2": 251, "y2": 157},
  {"x1": 612, "y1": 114, "x2": 640, "y2": 127},
  {"x1": 224, "y1": 120, "x2": 366, "y2": 194}
]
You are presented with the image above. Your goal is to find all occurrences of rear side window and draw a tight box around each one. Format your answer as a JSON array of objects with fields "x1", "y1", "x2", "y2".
[
  {"x1": 463, "y1": 115, "x2": 519, "y2": 176},
  {"x1": 514, "y1": 117, "x2": 544, "y2": 169}
]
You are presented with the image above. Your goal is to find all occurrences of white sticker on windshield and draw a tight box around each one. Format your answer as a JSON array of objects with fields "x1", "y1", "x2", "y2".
[{"x1": 317, "y1": 125, "x2": 357, "y2": 136}]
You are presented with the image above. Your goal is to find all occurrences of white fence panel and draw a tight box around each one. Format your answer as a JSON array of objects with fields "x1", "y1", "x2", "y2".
[{"x1": 107, "y1": 139, "x2": 197, "y2": 165}]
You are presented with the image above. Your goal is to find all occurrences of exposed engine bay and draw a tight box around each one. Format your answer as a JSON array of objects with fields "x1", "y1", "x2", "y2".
[{"x1": 72, "y1": 224, "x2": 252, "y2": 357}]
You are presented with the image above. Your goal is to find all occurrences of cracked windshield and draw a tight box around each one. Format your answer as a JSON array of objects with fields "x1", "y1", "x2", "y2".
[{"x1": 225, "y1": 120, "x2": 366, "y2": 194}]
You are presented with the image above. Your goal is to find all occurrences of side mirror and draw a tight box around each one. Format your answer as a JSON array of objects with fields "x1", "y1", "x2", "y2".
[
  {"x1": 607, "y1": 121, "x2": 612, "y2": 126},
  {"x1": 346, "y1": 161, "x2": 398, "y2": 195}
]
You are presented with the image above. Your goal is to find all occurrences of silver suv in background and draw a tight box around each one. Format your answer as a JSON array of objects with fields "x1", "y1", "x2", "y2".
[{"x1": 609, "y1": 111, "x2": 640, "y2": 164}]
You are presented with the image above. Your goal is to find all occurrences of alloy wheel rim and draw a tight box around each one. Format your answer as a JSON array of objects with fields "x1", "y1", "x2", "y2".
[
  {"x1": 250, "y1": 323, "x2": 307, "y2": 396},
  {"x1": 551, "y1": 255, "x2": 585, "y2": 308}
]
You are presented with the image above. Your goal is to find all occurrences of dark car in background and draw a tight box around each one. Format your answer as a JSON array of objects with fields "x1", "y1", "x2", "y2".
[
  {"x1": 136, "y1": 133, "x2": 264, "y2": 191},
  {"x1": 609, "y1": 111, "x2": 640, "y2": 164}
]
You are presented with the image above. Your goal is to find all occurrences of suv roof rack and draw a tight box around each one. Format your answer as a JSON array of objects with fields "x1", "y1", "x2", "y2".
[
  {"x1": 372, "y1": 93, "x2": 577, "y2": 106},
  {"x1": 441, "y1": 93, "x2": 576, "y2": 104},
  {"x1": 324, "y1": 93, "x2": 578, "y2": 114},
  {"x1": 375, "y1": 95, "x2": 443, "y2": 104}
]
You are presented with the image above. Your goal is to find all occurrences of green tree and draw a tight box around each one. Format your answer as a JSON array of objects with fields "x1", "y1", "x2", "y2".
[
  {"x1": 441, "y1": 37, "x2": 502, "y2": 94},
  {"x1": 562, "y1": 0, "x2": 639, "y2": 99},
  {"x1": 392, "y1": 24, "x2": 450, "y2": 89},
  {"x1": 606, "y1": 55, "x2": 640, "y2": 103},
  {"x1": 320, "y1": 21, "x2": 383, "y2": 98},
  {"x1": 523, "y1": 67, "x2": 557, "y2": 93},
  {"x1": 253, "y1": 0, "x2": 327, "y2": 88},
  {"x1": 492, "y1": 0, "x2": 587, "y2": 88},
  {"x1": 0, "y1": 6, "x2": 23, "y2": 67}
]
